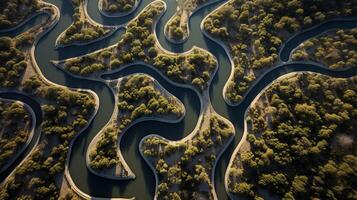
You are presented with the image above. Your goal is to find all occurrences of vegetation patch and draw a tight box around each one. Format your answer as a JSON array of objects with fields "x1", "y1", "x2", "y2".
[
  {"x1": 89, "y1": 74, "x2": 184, "y2": 178},
  {"x1": 56, "y1": 0, "x2": 115, "y2": 46},
  {"x1": 60, "y1": 1, "x2": 217, "y2": 92},
  {"x1": 0, "y1": 0, "x2": 40, "y2": 30},
  {"x1": 101, "y1": 0, "x2": 137, "y2": 15},
  {"x1": 165, "y1": 0, "x2": 212, "y2": 42},
  {"x1": 227, "y1": 72, "x2": 357, "y2": 200},
  {"x1": 141, "y1": 107, "x2": 234, "y2": 200},
  {"x1": 0, "y1": 100, "x2": 33, "y2": 172},
  {"x1": 292, "y1": 28, "x2": 357, "y2": 69},
  {"x1": 0, "y1": 37, "x2": 27, "y2": 87},
  {"x1": 203, "y1": 0, "x2": 357, "y2": 104},
  {"x1": 0, "y1": 9, "x2": 96, "y2": 199}
]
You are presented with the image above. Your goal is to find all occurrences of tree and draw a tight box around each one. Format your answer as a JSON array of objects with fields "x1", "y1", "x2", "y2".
[{"x1": 291, "y1": 176, "x2": 308, "y2": 194}]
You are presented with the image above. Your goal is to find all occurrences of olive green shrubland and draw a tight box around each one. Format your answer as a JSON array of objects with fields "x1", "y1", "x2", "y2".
[
  {"x1": 61, "y1": 1, "x2": 217, "y2": 92},
  {"x1": 0, "y1": 37, "x2": 28, "y2": 87},
  {"x1": 0, "y1": 100, "x2": 33, "y2": 171},
  {"x1": 89, "y1": 74, "x2": 183, "y2": 177},
  {"x1": 203, "y1": 0, "x2": 357, "y2": 104},
  {"x1": 0, "y1": 11, "x2": 96, "y2": 199},
  {"x1": 227, "y1": 73, "x2": 357, "y2": 200},
  {"x1": 292, "y1": 28, "x2": 357, "y2": 69},
  {"x1": 165, "y1": 0, "x2": 211, "y2": 42},
  {"x1": 0, "y1": 0, "x2": 40, "y2": 30},
  {"x1": 57, "y1": 0, "x2": 114, "y2": 46},
  {"x1": 141, "y1": 112, "x2": 234, "y2": 199},
  {"x1": 101, "y1": 0, "x2": 137, "y2": 14}
]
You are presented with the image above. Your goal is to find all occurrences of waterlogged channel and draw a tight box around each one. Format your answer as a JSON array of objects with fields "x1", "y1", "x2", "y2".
[{"x1": 0, "y1": 0, "x2": 356, "y2": 199}]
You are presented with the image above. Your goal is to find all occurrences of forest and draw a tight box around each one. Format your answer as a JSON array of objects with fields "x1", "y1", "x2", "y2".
[
  {"x1": 101, "y1": 0, "x2": 136, "y2": 14},
  {"x1": 166, "y1": 15, "x2": 185, "y2": 41},
  {"x1": 141, "y1": 113, "x2": 234, "y2": 199},
  {"x1": 292, "y1": 28, "x2": 357, "y2": 70},
  {"x1": 0, "y1": 25, "x2": 96, "y2": 198},
  {"x1": 203, "y1": 0, "x2": 357, "y2": 104},
  {"x1": 0, "y1": 0, "x2": 39, "y2": 30},
  {"x1": 62, "y1": 1, "x2": 217, "y2": 92},
  {"x1": 0, "y1": 100, "x2": 32, "y2": 172},
  {"x1": 0, "y1": 74, "x2": 96, "y2": 199},
  {"x1": 0, "y1": 37, "x2": 27, "y2": 87},
  {"x1": 165, "y1": 0, "x2": 209, "y2": 42},
  {"x1": 57, "y1": 0, "x2": 113, "y2": 46},
  {"x1": 89, "y1": 74, "x2": 183, "y2": 174},
  {"x1": 227, "y1": 73, "x2": 357, "y2": 200}
]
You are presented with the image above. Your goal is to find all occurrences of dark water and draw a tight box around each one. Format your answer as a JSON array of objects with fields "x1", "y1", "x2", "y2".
[{"x1": 0, "y1": 0, "x2": 356, "y2": 199}]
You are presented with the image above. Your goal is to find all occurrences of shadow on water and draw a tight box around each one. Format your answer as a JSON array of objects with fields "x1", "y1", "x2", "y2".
[{"x1": 1, "y1": 0, "x2": 357, "y2": 198}]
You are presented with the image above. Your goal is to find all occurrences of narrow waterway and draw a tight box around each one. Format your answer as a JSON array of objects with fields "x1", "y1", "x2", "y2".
[{"x1": 0, "y1": 0, "x2": 356, "y2": 199}]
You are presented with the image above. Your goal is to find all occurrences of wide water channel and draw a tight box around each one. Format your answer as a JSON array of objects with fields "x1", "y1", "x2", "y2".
[{"x1": 1, "y1": 0, "x2": 357, "y2": 199}]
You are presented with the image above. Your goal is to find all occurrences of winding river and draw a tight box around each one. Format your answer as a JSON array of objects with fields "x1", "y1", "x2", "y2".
[{"x1": 0, "y1": 0, "x2": 356, "y2": 199}]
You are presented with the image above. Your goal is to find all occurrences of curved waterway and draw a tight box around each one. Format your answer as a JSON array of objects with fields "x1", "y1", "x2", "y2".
[{"x1": 1, "y1": 0, "x2": 356, "y2": 199}]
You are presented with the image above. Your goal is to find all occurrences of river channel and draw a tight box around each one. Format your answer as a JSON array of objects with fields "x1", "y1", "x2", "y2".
[{"x1": 0, "y1": 0, "x2": 356, "y2": 199}]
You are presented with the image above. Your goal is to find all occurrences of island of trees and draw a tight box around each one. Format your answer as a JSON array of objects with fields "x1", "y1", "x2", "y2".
[
  {"x1": 99, "y1": 0, "x2": 138, "y2": 16},
  {"x1": 164, "y1": 0, "x2": 211, "y2": 43},
  {"x1": 56, "y1": 0, "x2": 116, "y2": 47},
  {"x1": 292, "y1": 28, "x2": 357, "y2": 70},
  {"x1": 0, "y1": 4, "x2": 97, "y2": 199},
  {"x1": 88, "y1": 74, "x2": 184, "y2": 178},
  {"x1": 0, "y1": 0, "x2": 40, "y2": 30},
  {"x1": 0, "y1": 99, "x2": 34, "y2": 173},
  {"x1": 203, "y1": 0, "x2": 357, "y2": 104},
  {"x1": 227, "y1": 72, "x2": 357, "y2": 200},
  {"x1": 140, "y1": 105, "x2": 234, "y2": 199},
  {"x1": 56, "y1": 1, "x2": 217, "y2": 92}
]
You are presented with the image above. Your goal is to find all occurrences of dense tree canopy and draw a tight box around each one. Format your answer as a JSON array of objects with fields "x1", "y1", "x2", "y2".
[
  {"x1": 62, "y1": 1, "x2": 217, "y2": 91},
  {"x1": 0, "y1": 0, "x2": 40, "y2": 30},
  {"x1": 142, "y1": 113, "x2": 234, "y2": 199},
  {"x1": 0, "y1": 37, "x2": 27, "y2": 87},
  {"x1": 165, "y1": 0, "x2": 209, "y2": 42},
  {"x1": 227, "y1": 73, "x2": 357, "y2": 200},
  {"x1": 89, "y1": 74, "x2": 183, "y2": 173},
  {"x1": 0, "y1": 100, "x2": 32, "y2": 171},
  {"x1": 203, "y1": 0, "x2": 357, "y2": 104},
  {"x1": 101, "y1": 0, "x2": 136, "y2": 14},
  {"x1": 0, "y1": 28, "x2": 96, "y2": 199},
  {"x1": 292, "y1": 28, "x2": 357, "y2": 69},
  {"x1": 57, "y1": 0, "x2": 113, "y2": 46}
]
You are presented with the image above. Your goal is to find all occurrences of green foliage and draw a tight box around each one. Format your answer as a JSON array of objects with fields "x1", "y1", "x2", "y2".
[
  {"x1": 0, "y1": 36, "x2": 96, "y2": 199},
  {"x1": 89, "y1": 74, "x2": 183, "y2": 170},
  {"x1": 141, "y1": 114, "x2": 233, "y2": 199},
  {"x1": 203, "y1": 0, "x2": 357, "y2": 104},
  {"x1": 0, "y1": 0, "x2": 39, "y2": 30},
  {"x1": 0, "y1": 37, "x2": 27, "y2": 87},
  {"x1": 228, "y1": 73, "x2": 357, "y2": 199},
  {"x1": 166, "y1": 15, "x2": 186, "y2": 41},
  {"x1": 64, "y1": 1, "x2": 216, "y2": 92},
  {"x1": 59, "y1": 0, "x2": 111, "y2": 45},
  {"x1": 292, "y1": 28, "x2": 357, "y2": 70},
  {"x1": 103, "y1": 0, "x2": 136, "y2": 13},
  {"x1": 0, "y1": 100, "x2": 32, "y2": 170}
]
